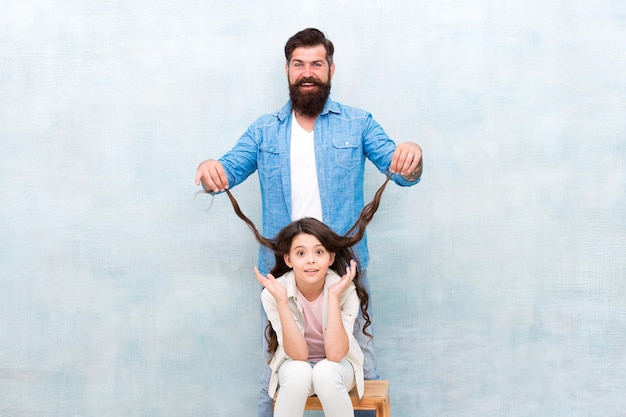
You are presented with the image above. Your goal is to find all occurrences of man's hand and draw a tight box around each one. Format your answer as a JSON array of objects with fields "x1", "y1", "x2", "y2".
[
  {"x1": 390, "y1": 142, "x2": 423, "y2": 181},
  {"x1": 195, "y1": 159, "x2": 229, "y2": 192}
]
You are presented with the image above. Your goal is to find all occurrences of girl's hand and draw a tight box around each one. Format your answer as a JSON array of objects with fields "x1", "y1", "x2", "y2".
[
  {"x1": 328, "y1": 259, "x2": 356, "y2": 298},
  {"x1": 254, "y1": 267, "x2": 287, "y2": 304}
]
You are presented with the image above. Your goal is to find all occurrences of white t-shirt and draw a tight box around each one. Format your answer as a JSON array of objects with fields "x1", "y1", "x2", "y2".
[{"x1": 290, "y1": 113, "x2": 323, "y2": 221}]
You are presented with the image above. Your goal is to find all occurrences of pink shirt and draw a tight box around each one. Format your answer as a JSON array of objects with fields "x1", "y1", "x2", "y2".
[{"x1": 297, "y1": 288, "x2": 325, "y2": 361}]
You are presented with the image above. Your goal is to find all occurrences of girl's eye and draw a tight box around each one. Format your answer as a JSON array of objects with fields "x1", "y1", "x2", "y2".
[
  {"x1": 296, "y1": 251, "x2": 304, "y2": 256},
  {"x1": 316, "y1": 249, "x2": 324, "y2": 255}
]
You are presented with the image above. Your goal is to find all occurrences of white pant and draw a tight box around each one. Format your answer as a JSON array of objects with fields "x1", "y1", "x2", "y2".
[{"x1": 274, "y1": 359, "x2": 356, "y2": 417}]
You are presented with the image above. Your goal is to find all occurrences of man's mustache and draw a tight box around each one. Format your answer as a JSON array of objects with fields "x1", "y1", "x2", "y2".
[{"x1": 296, "y1": 77, "x2": 322, "y2": 86}]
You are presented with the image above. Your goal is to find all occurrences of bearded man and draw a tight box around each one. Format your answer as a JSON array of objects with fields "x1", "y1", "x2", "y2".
[{"x1": 195, "y1": 28, "x2": 423, "y2": 417}]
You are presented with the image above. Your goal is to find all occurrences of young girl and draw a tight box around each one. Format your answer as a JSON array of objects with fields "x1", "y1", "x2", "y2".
[
  {"x1": 256, "y1": 218, "x2": 366, "y2": 417},
  {"x1": 218, "y1": 176, "x2": 391, "y2": 417}
]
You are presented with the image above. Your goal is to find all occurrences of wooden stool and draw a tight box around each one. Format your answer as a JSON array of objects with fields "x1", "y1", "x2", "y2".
[{"x1": 275, "y1": 379, "x2": 391, "y2": 416}]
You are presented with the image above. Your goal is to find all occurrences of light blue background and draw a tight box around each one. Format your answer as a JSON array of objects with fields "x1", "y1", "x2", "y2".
[{"x1": 2, "y1": 1, "x2": 625, "y2": 416}]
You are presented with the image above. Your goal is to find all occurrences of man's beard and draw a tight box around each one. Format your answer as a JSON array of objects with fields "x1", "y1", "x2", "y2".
[{"x1": 289, "y1": 76, "x2": 331, "y2": 117}]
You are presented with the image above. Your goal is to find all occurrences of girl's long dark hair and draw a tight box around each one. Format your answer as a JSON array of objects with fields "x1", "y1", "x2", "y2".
[{"x1": 221, "y1": 175, "x2": 391, "y2": 361}]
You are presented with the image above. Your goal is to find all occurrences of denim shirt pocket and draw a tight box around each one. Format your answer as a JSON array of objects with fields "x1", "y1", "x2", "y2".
[
  {"x1": 331, "y1": 136, "x2": 361, "y2": 169},
  {"x1": 258, "y1": 144, "x2": 281, "y2": 181}
]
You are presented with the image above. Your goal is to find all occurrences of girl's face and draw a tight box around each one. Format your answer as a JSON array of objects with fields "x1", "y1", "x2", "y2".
[{"x1": 284, "y1": 233, "x2": 335, "y2": 288}]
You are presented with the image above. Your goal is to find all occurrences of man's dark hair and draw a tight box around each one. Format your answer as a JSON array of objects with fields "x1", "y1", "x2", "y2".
[{"x1": 284, "y1": 28, "x2": 334, "y2": 66}]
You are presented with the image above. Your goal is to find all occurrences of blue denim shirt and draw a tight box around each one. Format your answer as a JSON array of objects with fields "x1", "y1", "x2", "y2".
[{"x1": 219, "y1": 98, "x2": 420, "y2": 273}]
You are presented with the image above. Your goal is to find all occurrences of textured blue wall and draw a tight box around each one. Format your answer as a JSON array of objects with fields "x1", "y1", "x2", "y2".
[{"x1": 1, "y1": 1, "x2": 625, "y2": 416}]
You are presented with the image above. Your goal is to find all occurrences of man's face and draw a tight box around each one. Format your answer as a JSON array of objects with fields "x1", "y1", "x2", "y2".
[{"x1": 286, "y1": 45, "x2": 335, "y2": 116}]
